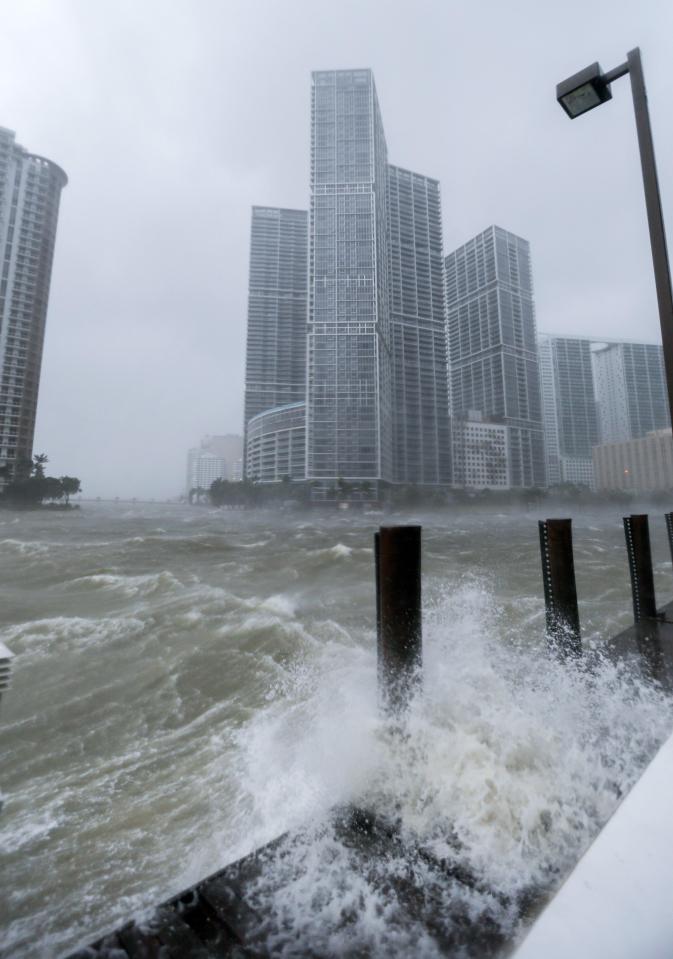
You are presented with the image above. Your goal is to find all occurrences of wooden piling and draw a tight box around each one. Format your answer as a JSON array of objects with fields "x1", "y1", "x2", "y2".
[
  {"x1": 538, "y1": 518, "x2": 581, "y2": 657},
  {"x1": 376, "y1": 525, "x2": 422, "y2": 713},
  {"x1": 624, "y1": 514, "x2": 658, "y2": 622}
]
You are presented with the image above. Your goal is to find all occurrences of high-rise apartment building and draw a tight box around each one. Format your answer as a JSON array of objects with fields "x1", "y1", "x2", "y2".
[
  {"x1": 592, "y1": 341, "x2": 669, "y2": 445},
  {"x1": 0, "y1": 127, "x2": 67, "y2": 481},
  {"x1": 446, "y1": 226, "x2": 546, "y2": 488},
  {"x1": 306, "y1": 69, "x2": 393, "y2": 498},
  {"x1": 387, "y1": 165, "x2": 451, "y2": 485},
  {"x1": 243, "y1": 206, "x2": 308, "y2": 440},
  {"x1": 538, "y1": 334, "x2": 599, "y2": 487}
]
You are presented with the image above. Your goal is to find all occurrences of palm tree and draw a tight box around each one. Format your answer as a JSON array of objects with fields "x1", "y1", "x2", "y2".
[{"x1": 32, "y1": 453, "x2": 48, "y2": 479}]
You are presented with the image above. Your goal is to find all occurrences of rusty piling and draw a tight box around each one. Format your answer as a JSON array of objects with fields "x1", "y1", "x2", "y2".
[
  {"x1": 624, "y1": 514, "x2": 658, "y2": 622},
  {"x1": 538, "y1": 518, "x2": 581, "y2": 657}
]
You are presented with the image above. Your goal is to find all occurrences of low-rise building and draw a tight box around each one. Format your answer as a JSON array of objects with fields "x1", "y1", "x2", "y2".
[
  {"x1": 593, "y1": 429, "x2": 673, "y2": 492},
  {"x1": 245, "y1": 401, "x2": 306, "y2": 484},
  {"x1": 559, "y1": 456, "x2": 595, "y2": 489},
  {"x1": 452, "y1": 412, "x2": 509, "y2": 490}
]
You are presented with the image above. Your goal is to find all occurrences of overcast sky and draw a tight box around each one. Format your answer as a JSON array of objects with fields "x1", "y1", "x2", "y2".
[{"x1": 2, "y1": 0, "x2": 672, "y2": 498}]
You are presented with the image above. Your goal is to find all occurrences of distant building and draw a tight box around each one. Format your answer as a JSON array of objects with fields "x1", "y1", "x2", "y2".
[
  {"x1": 200, "y1": 434, "x2": 242, "y2": 470},
  {"x1": 592, "y1": 341, "x2": 669, "y2": 444},
  {"x1": 243, "y1": 206, "x2": 308, "y2": 476},
  {"x1": 593, "y1": 429, "x2": 673, "y2": 492},
  {"x1": 230, "y1": 459, "x2": 243, "y2": 482},
  {"x1": 0, "y1": 127, "x2": 67, "y2": 483},
  {"x1": 452, "y1": 411, "x2": 509, "y2": 489},
  {"x1": 538, "y1": 334, "x2": 598, "y2": 488},
  {"x1": 245, "y1": 401, "x2": 306, "y2": 484},
  {"x1": 185, "y1": 434, "x2": 242, "y2": 492},
  {"x1": 446, "y1": 226, "x2": 546, "y2": 488},
  {"x1": 387, "y1": 165, "x2": 451, "y2": 485},
  {"x1": 186, "y1": 448, "x2": 227, "y2": 492}
]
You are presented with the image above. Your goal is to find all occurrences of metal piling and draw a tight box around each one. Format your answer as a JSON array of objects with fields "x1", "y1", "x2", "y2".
[
  {"x1": 375, "y1": 525, "x2": 422, "y2": 713},
  {"x1": 623, "y1": 514, "x2": 658, "y2": 622},
  {"x1": 538, "y1": 518, "x2": 582, "y2": 657}
]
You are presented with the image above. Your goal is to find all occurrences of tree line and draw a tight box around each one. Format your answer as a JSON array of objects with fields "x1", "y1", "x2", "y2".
[
  {"x1": 0, "y1": 454, "x2": 81, "y2": 507},
  {"x1": 198, "y1": 477, "x2": 650, "y2": 511}
]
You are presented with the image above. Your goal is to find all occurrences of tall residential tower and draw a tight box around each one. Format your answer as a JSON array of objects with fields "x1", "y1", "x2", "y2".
[
  {"x1": 446, "y1": 226, "x2": 546, "y2": 488},
  {"x1": 242, "y1": 206, "x2": 308, "y2": 479},
  {"x1": 538, "y1": 334, "x2": 599, "y2": 487},
  {"x1": 387, "y1": 165, "x2": 451, "y2": 485},
  {"x1": 242, "y1": 70, "x2": 454, "y2": 495},
  {"x1": 243, "y1": 207, "x2": 308, "y2": 426},
  {"x1": 0, "y1": 127, "x2": 67, "y2": 481},
  {"x1": 306, "y1": 69, "x2": 393, "y2": 498}
]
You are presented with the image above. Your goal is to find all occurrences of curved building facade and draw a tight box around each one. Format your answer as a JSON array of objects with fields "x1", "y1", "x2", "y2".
[
  {"x1": 245, "y1": 401, "x2": 306, "y2": 484},
  {"x1": 0, "y1": 127, "x2": 67, "y2": 480}
]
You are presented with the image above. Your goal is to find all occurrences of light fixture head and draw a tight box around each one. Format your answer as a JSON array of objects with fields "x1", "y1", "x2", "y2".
[{"x1": 557, "y1": 62, "x2": 612, "y2": 118}]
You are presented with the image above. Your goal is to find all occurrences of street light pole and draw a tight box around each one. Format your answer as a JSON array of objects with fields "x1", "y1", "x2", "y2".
[
  {"x1": 626, "y1": 48, "x2": 673, "y2": 423},
  {"x1": 557, "y1": 47, "x2": 673, "y2": 423}
]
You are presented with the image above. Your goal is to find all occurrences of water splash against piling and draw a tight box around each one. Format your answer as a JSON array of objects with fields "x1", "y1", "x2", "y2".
[
  {"x1": 2, "y1": 505, "x2": 673, "y2": 957},
  {"x1": 231, "y1": 581, "x2": 673, "y2": 956}
]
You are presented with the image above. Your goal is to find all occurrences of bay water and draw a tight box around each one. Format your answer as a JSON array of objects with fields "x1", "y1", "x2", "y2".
[{"x1": 2, "y1": 503, "x2": 672, "y2": 957}]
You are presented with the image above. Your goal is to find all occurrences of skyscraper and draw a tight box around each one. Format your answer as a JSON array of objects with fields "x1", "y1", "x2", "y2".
[
  {"x1": 446, "y1": 226, "x2": 546, "y2": 488},
  {"x1": 243, "y1": 206, "x2": 308, "y2": 432},
  {"x1": 306, "y1": 69, "x2": 393, "y2": 498},
  {"x1": 0, "y1": 127, "x2": 67, "y2": 482},
  {"x1": 592, "y1": 341, "x2": 669, "y2": 444},
  {"x1": 387, "y1": 165, "x2": 451, "y2": 485},
  {"x1": 538, "y1": 334, "x2": 599, "y2": 487}
]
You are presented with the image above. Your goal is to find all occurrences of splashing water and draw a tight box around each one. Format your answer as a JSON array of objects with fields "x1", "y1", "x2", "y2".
[
  {"x1": 229, "y1": 580, "x2": 673, "y2": 956},
  {"x1": 2, "y1": 505, "x2": 673, "y2": 957}
]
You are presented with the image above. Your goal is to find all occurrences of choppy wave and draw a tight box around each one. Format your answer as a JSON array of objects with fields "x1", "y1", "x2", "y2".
[
  {"x1": 0, "y1": 537, "x2": 51, "y2": 557},
  {"x1": 1, "y1": 614, "x2": 147, "y2": 660},
  {"x1": 65, "y1": 570, "x2": 183, "y2": 598},
  {"x1": 3, "y1": 504, "x2": 673, "y2": 958}
]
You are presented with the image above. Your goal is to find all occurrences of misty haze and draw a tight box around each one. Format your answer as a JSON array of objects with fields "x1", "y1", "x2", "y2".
[{"x1": 2, "y1": 2, "x2": 673, "y2": 957}]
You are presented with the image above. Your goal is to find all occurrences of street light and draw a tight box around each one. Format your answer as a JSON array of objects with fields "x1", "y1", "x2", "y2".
[{"x1": 557, "y1": 48, "x2": 673, "y2": 423}]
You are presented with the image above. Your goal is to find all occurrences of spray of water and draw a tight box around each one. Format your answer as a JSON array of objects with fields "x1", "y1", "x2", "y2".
[{"x1": 226, "y1": 577, "x2": 673, "y2": 957}]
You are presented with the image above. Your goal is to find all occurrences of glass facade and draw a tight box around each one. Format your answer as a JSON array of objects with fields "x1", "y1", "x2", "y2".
[
  {"x1": 0, "y1": 127, "x2": 67, "y2": 481},
  {"x1": 446, "y1": 226, "x2": 546, "y2": 488},
  {"x1": 243, "y1": 206, "x2": 308, "y2": 475},
  {"x1": 593, "y1": 341, "x2": 670, "y2": 444},
  {"x1": 538, "y1": 334, "x2": 598, "y2": 486},
  {"x1": 306, "y1": 70, "x2": 392, "y2": 496},
  {"x1": 387, "y1": 165, "x2": 451, "y2": 485}
]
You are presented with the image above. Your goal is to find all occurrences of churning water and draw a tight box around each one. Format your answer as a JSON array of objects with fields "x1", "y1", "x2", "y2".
[{"x1": 1, "y1": 503, "x2": 672, "y2": 957}]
